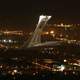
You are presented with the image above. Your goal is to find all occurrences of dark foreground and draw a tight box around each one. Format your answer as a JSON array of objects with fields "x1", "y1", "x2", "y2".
[
  {"x1": 0, "y1": 43, "x2": 80, "y2": 80},
  {"x1": 0, "y1": 70, "x2": 80, "y2": 80}
]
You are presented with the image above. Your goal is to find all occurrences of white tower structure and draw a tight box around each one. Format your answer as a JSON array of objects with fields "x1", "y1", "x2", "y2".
[{"x1": 28, "y1": 15, "x2": 51, "y2": 48}]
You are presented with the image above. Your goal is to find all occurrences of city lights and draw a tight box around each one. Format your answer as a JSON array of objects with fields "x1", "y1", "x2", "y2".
[
  {"x1": 57, "y1": 23, "x2": 72, "y2": 27},
  {"x1": 13, "y1": 69, "x2": 18, "y2": 73},
  {"x1": 60, "y1": 65, "x2": 65, "y2": 71},
  {"x1": 44, "y1": 31, "x2": 49, "y2": 35},
  {"x1": 9, "y1": 39, "x2": 12, "y2": 43},
  {"x1": 50, "y1": 30, "x2": 54, "y2": 34},
  {"x1": 39, "y1": 15, "x2": 51, "y2": 23},
  {"x1": 0, "y1": 14, "x2": 79, "y2": 80},
  {"x1": 61, "y1": 23, "x2": 64, "y2": 27},
  {"x1": 64, "y1": 59, "x2": 67, "y2": 62}
]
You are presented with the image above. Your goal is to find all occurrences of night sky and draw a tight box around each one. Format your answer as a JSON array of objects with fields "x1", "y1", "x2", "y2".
[{"x1": 0, "y1": 0, "x2": 80, "y2": 29}]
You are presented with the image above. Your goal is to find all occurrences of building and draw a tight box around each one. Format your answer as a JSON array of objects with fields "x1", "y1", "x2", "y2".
[{"x1": 0, "y1": 30, "x2": 26, "y2": 48}]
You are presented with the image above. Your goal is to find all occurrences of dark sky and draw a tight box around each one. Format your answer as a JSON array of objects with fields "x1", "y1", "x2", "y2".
[{"x1": 0, "y1": 0, "x2": 80, "y2": 29}]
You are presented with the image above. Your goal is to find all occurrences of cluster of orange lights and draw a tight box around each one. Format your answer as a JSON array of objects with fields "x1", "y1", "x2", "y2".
[
  {"x1": 0, "y1": 31, "x2": 23, "y2": 36},
  {"x1": 43, "y1": 30, "x2": 55, "y2": 35}
]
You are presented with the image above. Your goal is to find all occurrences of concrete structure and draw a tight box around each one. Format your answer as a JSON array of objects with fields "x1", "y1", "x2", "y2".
[{"x1": 27, "y1": 15, "x2": 51, "y2": 47}]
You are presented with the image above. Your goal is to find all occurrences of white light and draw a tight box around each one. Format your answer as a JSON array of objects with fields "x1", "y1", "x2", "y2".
[
  {"x1": 64, "y1": 59, "x2": 67, "y2": 62},
  {"x1": 13, "y1": 69, "x2": 17, "y2": 73},
  {"x1": 3, "y1": 39, "x2": 7, "y2": 43},
  {"x1": 9, "y1": 39, "x2": 12, "y2": 43},
  {"x1": 38, "y1": 15, "x2": 52, "y2": 23},
  {"x1": 61, "y1": 23, "x2": 64, "y2": 27},
  {"x1": 50, "y1": 30, "x2": 54, "y2": 34},
  {"x1": 0, "y1": 65, "x2": 2, "y2": 68},
  {"x1": 60, "y1": 65, "x2": 65, "y2": 71}
]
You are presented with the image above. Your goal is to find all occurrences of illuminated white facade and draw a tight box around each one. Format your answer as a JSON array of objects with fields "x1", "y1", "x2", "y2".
[{"x1": 28, "y1": 15, "x2": 51, "y2": 47}]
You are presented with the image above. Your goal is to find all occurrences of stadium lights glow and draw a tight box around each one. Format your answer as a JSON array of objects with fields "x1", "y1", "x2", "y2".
[{"x1": 38, "y1": 15, "x2": 52, "y2": 24}]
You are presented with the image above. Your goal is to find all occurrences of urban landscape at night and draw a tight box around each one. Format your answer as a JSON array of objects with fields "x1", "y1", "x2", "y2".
[
  {"x1": 0, "y1": 15, "x2": 80, "y2": 80},
  {"x1": 0, "y1": 0, "x2": 80, "y2": 80}
]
